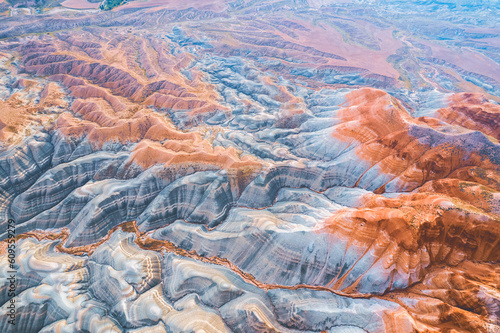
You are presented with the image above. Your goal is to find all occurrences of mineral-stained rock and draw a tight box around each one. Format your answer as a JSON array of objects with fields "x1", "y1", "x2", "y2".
[
  {"x1": 11, "y1": 151, "x2": 129, "y2": 223},
  {"x1": 0, "y1": 1, "x2": 499, "y2": 332},
  {"x1": 137, "y1": 171, "x2": 236, "y2": 231},
  {"x1": 268, "y1": 289, "x2": 415, "y2": 332},
  {"x1": 0, "y1": 134, "x2": 53, "y2": 200},
  {"x1": 437, "y1": 92, "x2": 500, "y2": 140}
]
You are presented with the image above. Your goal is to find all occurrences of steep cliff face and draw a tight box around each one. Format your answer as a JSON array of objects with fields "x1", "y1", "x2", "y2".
[{"x1": 0, "y1": 1, "x2": 499, "y2": 332}]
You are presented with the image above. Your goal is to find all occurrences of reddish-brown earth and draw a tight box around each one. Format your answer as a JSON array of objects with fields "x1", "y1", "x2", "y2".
[
  {"x1": 0, "y1": 2, "x2": 498, "y2": 332},
  {"x1": 333, "y1": 88, "x2": 500, "y2": 193},
  {"x1": 437, "y1": 92, "x2": 500, "y2": 141}
]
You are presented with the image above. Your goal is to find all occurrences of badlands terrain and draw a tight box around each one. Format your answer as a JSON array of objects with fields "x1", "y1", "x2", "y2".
[{"x1": 0, "y1": 0, "x2": 499, "y2": 332}]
